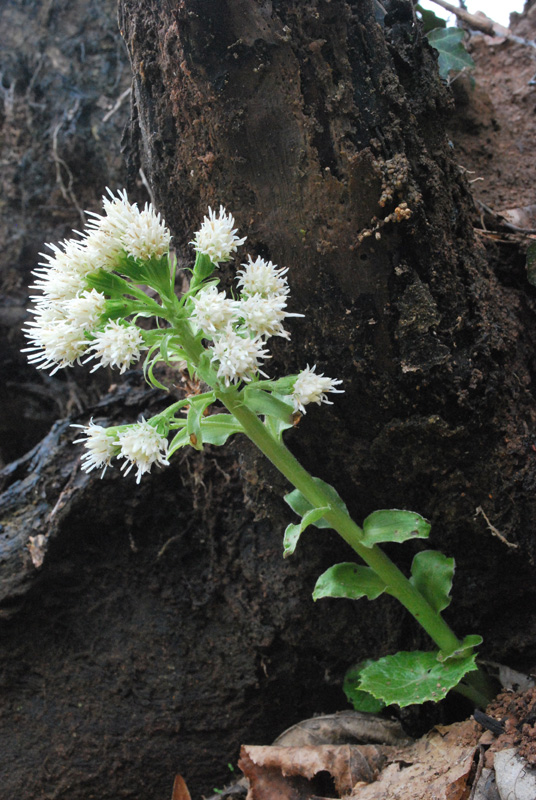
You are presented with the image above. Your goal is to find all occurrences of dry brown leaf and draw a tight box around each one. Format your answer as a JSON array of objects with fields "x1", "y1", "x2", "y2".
[
  {"x1": 239, "y1": 743, "x2": 387, "y2": 800},
  {"x1": 273, "y1": 711, "x2": 410, "y2": 748},
  {"x1": 171, "y1": 774, "x2": 191, "y2": 800},
  {"x1": 346, "y1": 720, "x2": 481, "y2": 800}
]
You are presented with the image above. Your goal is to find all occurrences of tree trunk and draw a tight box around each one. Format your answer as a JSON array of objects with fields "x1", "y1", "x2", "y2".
[{"x1": 2, "y1": 0, "x2": 536, "y2": 797}]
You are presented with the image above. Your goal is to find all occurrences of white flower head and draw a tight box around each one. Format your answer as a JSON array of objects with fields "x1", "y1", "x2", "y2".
[
  {"x1": 236, "y1": 293, "x2": 303, "y2": 339},
  {"x1": 22, "y1": 318, "x2": 89, "y2": 374},
  {"x1": 121, "y1": 204, "x2": 171, "y2": 260},
  {"x1": 190, "y1": 205, "x2": 246, "y2": 263},
  {"x1": 62, "y1": 289, "x2": 107, "y2": 330},
  {"x1": 83, "y1": 321, "x2": 146, "y2": 373},
  {"x1": 115, "y1": 419, "x2": 169, "y2": 483},
  {"x1": 83, "y1": 188, "x2": 140, "y2": 269},
  {"x1": 291, "y1": 365, "x2": 344, "y2": 414},
  {"x1": 236, "y1": 256, "x2": 289, "y2": 298},
  {"x1": 210, "y1": 326, "x2": 270, "y2": 386},
  {"x1": 72, "y1": 419, "x2": 119, "y2": 477},
  {"x1": 191, "y1": 285, "x2": 238, "y2": 335}
]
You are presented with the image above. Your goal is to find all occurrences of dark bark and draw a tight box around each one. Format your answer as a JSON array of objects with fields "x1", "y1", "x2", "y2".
[{"x1": 2, "y1": 0, "x2": 536, "y2": 798}]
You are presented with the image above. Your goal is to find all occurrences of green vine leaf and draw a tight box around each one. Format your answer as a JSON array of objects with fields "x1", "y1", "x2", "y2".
[
  {"x1": 410, "y1": 550, "x2": 455, "y2": 613},
  {"x1": 343, "y1": 662, "x2": 386, "y2": 714},
  {"x1": 284, "y1": 478, "x2": 348, "y2": 529},
  {"x1": 283, "y1": 507, "x2": 330, "y2": 558},
  {"x1": 313, "y1": 563, "x2": 387, "y2": 601},
  {"x1": 427, "y1": 28, "x2": 475, "y2": 80},
  {"x1": 361, "y1": 509, "x2": 431, "y2": 548},
  {"x1": 358, "y1": 650, "x2": 478, "y2": 708}
]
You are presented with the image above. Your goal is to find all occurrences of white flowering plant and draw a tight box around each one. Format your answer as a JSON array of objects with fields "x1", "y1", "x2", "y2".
[{"x1": 23, "y1": 189, "x2": 496, "y2": 710}]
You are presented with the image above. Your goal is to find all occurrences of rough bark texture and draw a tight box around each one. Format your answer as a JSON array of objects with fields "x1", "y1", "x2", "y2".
[{"x1": 2, "y1": 1, "x2": 536, "y2": 798}]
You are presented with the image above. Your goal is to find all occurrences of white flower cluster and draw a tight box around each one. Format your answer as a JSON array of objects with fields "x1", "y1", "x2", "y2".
[
  {"x1": 190, "y1": 205, "x2": 246, "y2": 263},
  {"x1": 22, "y1": 189, "x2": 168, "y2": 374},
  {"x1": 73, "y1": 418, "x2": 169, "y2": 483},
  {"x1": 291, "y1": 365, "x2": 344, "y2": 414},
  {"x1": 190, "y1": 253, "x2": 303, "y2": 386}
]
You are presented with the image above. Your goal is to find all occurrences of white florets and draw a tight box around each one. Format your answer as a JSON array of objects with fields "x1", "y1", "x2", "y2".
[
  {"x1": 236, "y1": 256, "x2": 289, "y2": 298},
  {"x1": 191, "y1": 285, "x2": 239, "y2": 335},
  {"x1": 291, "y1": 365, "x2": 344, "y2": 414},
  {"x1": 190, "y1": 205, "x2": 246, "y2": 263},
  {"x1": 72, "y1": 420, "x2": 119, "y2": 477},
  {"x1": 210, "y1": 327, "x2": 270, "y2": 386},
  {"x1": 121, "y1": 204, "x2": 171, "y2": 260},
  {"x1": 83, "y1": 321, "x2": 146, "y2": 373},
  {"x1": 236, "y1": 293, "x2": 303, "y2": 339},
  {"x1": 22, "y1": 317, "x2": 89, "y2": 374},
  {"x1": 114, "y1": 419, "x2": 170, "y2": 483}
]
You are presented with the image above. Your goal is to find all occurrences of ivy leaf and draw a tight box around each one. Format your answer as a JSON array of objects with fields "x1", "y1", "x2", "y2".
[
  {"x1": 361, "y1": 509, "x2": 431, "y2": 548},
  {"x1": 343, "y1": 662, "x2": 387, "y2": 714},
  {"x1": 284, "y1": 478, "x2": 348, "y2": 529},
  {"x1": 313, "y1": 563, "x2": 387, "y2": 601},
  {"x1": 416, "y1": 4, "x2": 447, "y2": 33},
  {"x1": 283, "y1": 507, "x2": 330, "y2": 558},
  {"x1": 438, "y1": 634, "x2": 483, "y2": 663},
  {"x1": 358, "y1": 650, "x2": 478, "y2": 708},
  {"x1": 427, "y1": 28, "x2": 475, "y2": 80},
  {"x1": 410, "y1": 550, "x2": 455, "y2": 613}
]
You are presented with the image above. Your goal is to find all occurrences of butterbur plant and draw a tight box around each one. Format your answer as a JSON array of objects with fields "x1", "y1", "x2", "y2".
[{"x1": 23, "y1": 189, "x2": 496, "y2": 710}]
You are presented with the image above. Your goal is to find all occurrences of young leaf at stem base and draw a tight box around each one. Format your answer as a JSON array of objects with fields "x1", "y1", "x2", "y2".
[{"x1": 283, "y1": 507, "x2": 330, "y2": 558}]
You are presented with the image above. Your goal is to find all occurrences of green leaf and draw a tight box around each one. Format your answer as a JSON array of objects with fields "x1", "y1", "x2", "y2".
[
  {"x1": 361, "y1": 509, "x2": 431, "y2": 548},
  {"x1": 265, "y1": 414, "x2": 294, "y2": 441},
  {"x1": 186, "y1": 394, "x2": 216, "y2": 450},
  {"x1": 438, "y1": 634, "x2": 483, "y2": 663},
  {"x1": 416, "y1": 4, "x2": 447, "y2": 33},
  {"x1": 198, "y1": 414, "x2": 244, "y2": 446},
  {"x1": 243, "y1": 387, "x2": 294, "y2": 422},
  {"x1": 358, "y1": 650, "x2": 478, "y2": 707},
  {"x1": 410, "y1": 550, "x2": 455, "y2": 613},
  {"x1": 284, "y1": 478, "x2": 348, "y2": 529},
  {"x1": 526, "y1": 242, "x2": 536, "y2": 286},
  {"x1": 313, "y1": 563, "x2": 386, "y2": 601},
  {"x1": 343, "y1": 662, "x2": 387, "y2": 713},
  {"x1": 427, "y1": 28, "x2": 475, "y2": 80},
  {"x1": 283, "y1": 507, "x2": 330, "y2": 558}
]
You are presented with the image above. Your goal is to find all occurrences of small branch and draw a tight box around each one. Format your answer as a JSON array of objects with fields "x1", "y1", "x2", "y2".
[
  {"x1": 428, "y1": 0, "x2": 536, "y2": 51},
  {"x1": 101, "y1": 87, "x2": 131, "y2": 123},
  {"x1": 475, "y1": 506, "x2": 519, "y2": 549},
  {"x1": 475, "y1": 199, "x2": 536, "y2": 236}
]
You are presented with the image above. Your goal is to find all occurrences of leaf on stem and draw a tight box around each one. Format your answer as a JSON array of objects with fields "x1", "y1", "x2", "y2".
[
  {"x1": 284, "y1": 478, "x2": 348, "y2": 529},
  {"x1": 358, "y1": 650, "x2": 478, "y2": 707},
  {"x1": 361, "y1": 509, "x2": 430, "y2": 548},
  {"x1": 438, "y1": 634, "x2": 483, "y2": 663},
  {"x1": 243, "y1": 387, "x2": 294, "y2": 422},
  {"x1": 427, "y1": 28, "x2": 475, "y2": 80},
  {"x1": 283, "y1": 507, "x2": 330, "y2": 558},
  {"x1": 410, "y1": 550, "x2": 455, "y2": 613},
  {"x1": 313, "y1": 563, "x2": 387, "y2": 600},
  {"x1": 186, "y1": 394, "x2": 216, "y2": 450}
]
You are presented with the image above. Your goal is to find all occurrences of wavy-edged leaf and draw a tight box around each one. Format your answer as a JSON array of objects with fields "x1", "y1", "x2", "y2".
[
  {"x1": 343, "y1": 662, "x2": 387, "y2": 713},
  {"x1": 427, "y1": 27, "x2": 475, "y2": 80},
  {"x1": 283, "y1": 507, "x2": 329, "y2": 558},
  {"x1": 313, "y1": 563, "x2": 387, "y2": 601},
  {"x1": 358, "y1": 649, "x2": 478, "y2": 707},
  {"x1": 438, "y1": 634, "x2": 483, "y2": 663},
  {"x1": 361, "y1": 509, "x2": 431, "y2": 548},
  {"x1": 410, "y1": 550, "x2": 455, "y2": 613},
  {"x1": 284, "y1": 478, "x2": 348, "y2": 529}
]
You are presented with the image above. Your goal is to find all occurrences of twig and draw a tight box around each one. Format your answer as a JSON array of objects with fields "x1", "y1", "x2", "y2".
[
  {"x1": 139, "y1": 167, "x2": 156, "y2": 207},
  {"x1": 475, "y1": 199, "x2": 536, "y2": 236},
  {"x1": 101, "y1": 87, "x2": 131, "y2": 123},
  {"x1": 475, "y1": 506, "x2": 518, "y2": 549},
  {"x1": 51, "y1": 106, "x2": 86, "y2": 227},
  {"x1": 428, "y1": 0, "x2": 536, "y2": 51}
]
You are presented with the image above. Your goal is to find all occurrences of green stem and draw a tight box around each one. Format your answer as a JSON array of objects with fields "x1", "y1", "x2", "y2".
[
  {"x1": 172, "y1": 318, "x2": 495, "y2": 706},
  {"x1": 217, "y1": 389, "x2": 496, "y2": 706}
]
